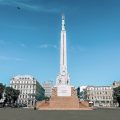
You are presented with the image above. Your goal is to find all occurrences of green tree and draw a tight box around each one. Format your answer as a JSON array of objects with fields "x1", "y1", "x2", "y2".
[
  {"x1": 12, "y1": 89, "x2": 20, "y2": 104},
  {"x1": 44, "y1": 96, "x2": 50, "y2": 102},
  {"x1": 0, "y1": 83, "x2": 5, "y2": 99},
  {"x1": 77, "y1": 87, "x2": 80, "y2": 98},
  {"x1": 5, "y1": 87, "x2": 20, "y2": 105},
  {"x1": 113, "y1": 86, "x2": 120, "y2": 107}
]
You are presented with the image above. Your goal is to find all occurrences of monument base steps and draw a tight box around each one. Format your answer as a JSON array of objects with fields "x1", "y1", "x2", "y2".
[
  {"x1": 36, "y1": 97, "x2": 90, "y2": 110},
  {"x1": 36, "y1": 86, "x2": 91, "y2": 110}
]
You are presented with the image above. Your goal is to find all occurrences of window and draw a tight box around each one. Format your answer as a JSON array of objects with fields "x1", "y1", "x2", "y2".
[{"x1": 34, "y1": 90, "x2": 36, "y2": 93}]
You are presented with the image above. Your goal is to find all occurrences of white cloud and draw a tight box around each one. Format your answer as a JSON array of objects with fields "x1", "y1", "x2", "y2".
[
  {"x1": 49, "y1": 44, "x2": 57, "y2": 49},
  {"x1": 39, "y1": 44, "x2": 48, "y2": 48},
  {"x1": 0, "y1": 0, "x2": 60, "y2": 13},
  {"x1": 0, "y1": 56, "x2": 24, "y2": 61},
  {"x1": 70, "y1": 46, "x2": 87, "y2": 52},
  {"x1": 17, "y1": 2, "x2": 60, "y2": 13},
  {"x1": 39, "y1": 44, "x2": 57, "y2": 49}
]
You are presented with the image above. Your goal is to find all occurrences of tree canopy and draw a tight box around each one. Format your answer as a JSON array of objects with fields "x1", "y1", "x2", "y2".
[
  {"x1": 113, "y1": 86, "x2": 120, "y2": 107},
  {"x1": 0, "y1": 83, "x2": 5, "y2": 99},
  {"x1": 5, "y1": 87, "x2": 20, "y2": 104},
  {"x1": 0, "y1": 84, "x2": 20, "y2": 107},
  {"x1": 77, "y1": 87, "x2": 80, "y2": 98}
]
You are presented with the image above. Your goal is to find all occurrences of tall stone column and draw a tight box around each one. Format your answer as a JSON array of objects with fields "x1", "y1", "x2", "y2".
[{"x1": 56, "y1": 15, "x2": 70, "y2": 86}]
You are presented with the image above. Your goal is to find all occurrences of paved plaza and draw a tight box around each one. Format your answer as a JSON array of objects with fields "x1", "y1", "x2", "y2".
[{"x1": 0, "y1": 108, "x2": 119, "y2": 120}]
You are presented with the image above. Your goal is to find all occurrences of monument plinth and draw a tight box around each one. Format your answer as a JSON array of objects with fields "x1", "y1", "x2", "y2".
[
  {"x1": 57, "y1": 85, "x2": 71, "y2": 96},
  {"x1": 36, "y1": 15, "x2": 90, "y2": 110}
]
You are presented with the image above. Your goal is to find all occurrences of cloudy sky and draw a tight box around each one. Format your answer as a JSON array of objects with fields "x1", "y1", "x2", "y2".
[{"x1": 0, "y1": 0, "x2": 120, "y2": 87}]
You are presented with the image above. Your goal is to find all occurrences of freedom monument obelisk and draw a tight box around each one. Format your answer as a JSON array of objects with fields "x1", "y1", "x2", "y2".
[
  {"x1": 36, "y1": 15, "x2": 89, "y2": 109},
  {"x1": 48, "y1": 15, "x2": 80, "y2": 108},
  {"x1": 56, "y1": 15, "x2": 70, "y2": 86},
  {"x1": 55, "y1": 14, "x2": 72, "y2": 97}
]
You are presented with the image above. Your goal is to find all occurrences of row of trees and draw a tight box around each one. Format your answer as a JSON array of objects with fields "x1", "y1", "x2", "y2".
[{"x1": 0, "y1": 83, "x2": 20, "y2": 107}]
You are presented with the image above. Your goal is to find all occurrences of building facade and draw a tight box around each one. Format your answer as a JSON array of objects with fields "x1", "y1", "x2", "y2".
[
  {"x1": 83, "y1": 86, "x2": 113, "y2": 107},
  {"x1": 43, "y1": 80, "x2": 53, "y2": 97},
  {"x1": 10, "y1": 75, "x2": 45, "y2": 107}
]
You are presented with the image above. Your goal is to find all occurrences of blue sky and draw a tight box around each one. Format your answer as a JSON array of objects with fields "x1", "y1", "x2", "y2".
[{"x1": 0, "y1": 0, "x2": 120, "y2": 87}]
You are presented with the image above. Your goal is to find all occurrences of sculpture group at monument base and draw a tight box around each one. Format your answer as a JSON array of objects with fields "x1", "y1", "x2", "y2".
[{"x1": 36, "y1": 86, "x2": 92, "y2": 110}]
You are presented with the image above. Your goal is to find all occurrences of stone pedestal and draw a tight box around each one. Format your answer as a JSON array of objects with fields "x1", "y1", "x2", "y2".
[
  {"x1": 36, "y1": 86, "x2": 90, "y2": 110},
  {"x1": 51, "y1": 86, "x2": 77, "y2": 97},
  {"x1": 49, "y1": 86, "x2": 79, "y2": 108},
  {"x1": 49, "y1": 96, "x2": 79, "y2": 108}
]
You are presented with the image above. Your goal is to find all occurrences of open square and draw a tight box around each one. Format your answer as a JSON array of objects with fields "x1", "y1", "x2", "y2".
[{"x1": 0, "y1": 108, "x2": 119, "y2": 120}]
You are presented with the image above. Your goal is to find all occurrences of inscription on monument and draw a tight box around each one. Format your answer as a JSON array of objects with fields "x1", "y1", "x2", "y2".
[{"x1": 57, "y1": 85, "x2": 71, "y2": 96}]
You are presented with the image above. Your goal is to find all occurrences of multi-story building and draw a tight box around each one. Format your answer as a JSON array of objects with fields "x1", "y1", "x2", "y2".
[
  {"x1": 43, "y1": 80, "x2": 53, "y2": 97},
  {"x1": 112, "y1": 81, "x2": 120, "y2": 88},
  {"x1": 83, "y1": 86, "x2": 113, "y2": 107},
  {"x1": 10, "y1": 75, "x2": 45, "y2": 107}
]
